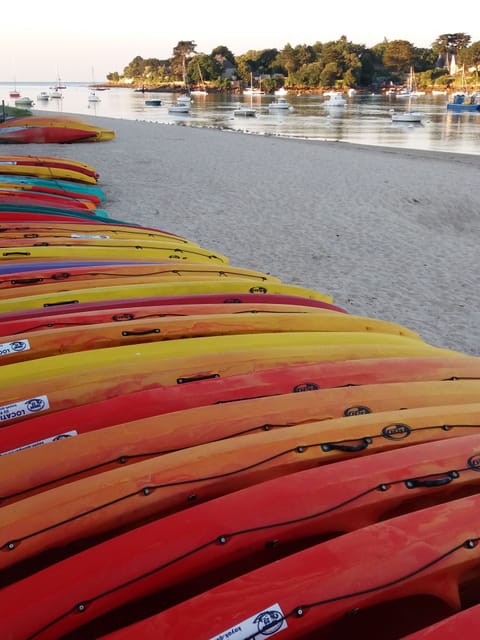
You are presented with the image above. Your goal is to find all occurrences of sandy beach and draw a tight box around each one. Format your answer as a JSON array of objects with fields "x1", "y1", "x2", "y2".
[{"x1": 9, "y1": 115, "x2": 480, "y2": 356}]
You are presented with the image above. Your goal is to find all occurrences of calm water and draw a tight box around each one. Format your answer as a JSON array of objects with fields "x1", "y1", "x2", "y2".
[{"x1": 1, "y1": 82, "x2": 480, "y2": 155}]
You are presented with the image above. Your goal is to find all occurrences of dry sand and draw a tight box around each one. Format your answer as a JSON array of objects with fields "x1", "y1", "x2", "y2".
[{"x1": 9, "y1": 115, "x2": 480, "y2": 356}]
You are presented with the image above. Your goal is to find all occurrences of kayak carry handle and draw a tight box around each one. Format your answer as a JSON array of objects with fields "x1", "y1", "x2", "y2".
[
  {"x1": 405, "y1": 471, "x2": 459, "y2": 489},
  {"x1": 121, "y1": 329, "x2": 161, "y2": 336},
  {"x1": 11, "y1": 277, "x2": 43, "y2": 285},
  {"x1": 2, "y1": 251, "x2": 31, "y2": 256},
  {"x1": 43, "y1": 300, "x2": 79, "y2": 307},
  {"x1": 321, "y1": 437, "x2": 372, "y2": 453},
  {"x1": 177, "y1": 373, "x2": 221, "y2": 384}
]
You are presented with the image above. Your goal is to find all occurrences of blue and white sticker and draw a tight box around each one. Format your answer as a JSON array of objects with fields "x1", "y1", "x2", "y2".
[
  {"x1": 0, "y1": 430, "x2": 78, "y2": 456},
  {"x1": 209, "y1": 603, "x2": 287, "y2": 640},
  {"x1": 70, "y1": 234, "x2": 110, "y2": 239},
  {"x1": 0, "y1": 339, "x2": 30, "y2": 356},
  {"x1": 0, "y1": 395, "x2": 49, "y2": 423}
]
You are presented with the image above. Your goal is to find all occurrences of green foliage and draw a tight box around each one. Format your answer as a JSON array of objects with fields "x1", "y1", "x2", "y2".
[
  {"x1": 123, "y1": 55, "x2": 146, "y2": 79},
  {"x1": 433, "y1": 33, "x2": 471, "y2": 54},
  {"x1": 211, "y1": 46, "x2": 235, "y2": 65},
  {"x1": 320, "y1": 61, "x2": 342, "y2": 87},
  {"x1": 115, "y1": 31, "x2": 476, "y2": 90},
  {"x1": 465, "y1": 41, "x2": 480, "y2": 66},
  {"x1": 186, "y1": 53, "x2": 222, "y2": 83},
  {"x1": 382, "y1": 40, "x2": 415, "y2": 71},
  {"x1": 292, "y1": 62, "x2": 323, "y2": 86}
]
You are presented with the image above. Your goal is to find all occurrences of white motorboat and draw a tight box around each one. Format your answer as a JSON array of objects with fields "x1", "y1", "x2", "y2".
[
  {"x1": 233, "y1": 107, "x2": 257, "y2": 117},
  {"x1": 88, "y1": 91, "x2": 101, "y2": 103},
  {"x1": 37, "y1": 91, "x2": 50, "y2": 101},
  {"x1": 274, "y1": 86, "x2": 288, "y2": 96},
  {"x1": 14, "y1": 96, "x2": 34, "y2": 107},
  {"x1": 268, "y1": 98, "x2": 290, "y2": 110},
  {"x1": 168, "y1": 103, "x2": 190, "y2": 114},
  {"x1": 323, "y1": 92, "x2": 347, "y2": 107}
]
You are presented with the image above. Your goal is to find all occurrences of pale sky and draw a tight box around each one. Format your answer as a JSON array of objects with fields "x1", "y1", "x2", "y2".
[{"x1": 2, "y1": 0, "x2": 479, "y2": 82}]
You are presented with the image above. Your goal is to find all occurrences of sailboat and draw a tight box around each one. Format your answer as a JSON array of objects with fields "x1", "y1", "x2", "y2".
[
  {"x1": 9, "y1": 79, "x2": 20, "y2": 99},
  {"x1": 190, "y1": 60, "x2": 208, "y2": 95},
  {"x1": 88, "y1": 91, "x2": 101, "y2": 103},
  {"x1": 243, "y1": 72, "x2": 265, "y2": 96},
  {"x1": 88, "y1": 66, "x2": 101, "y2": 103},
  {"x1": 398, "y1": 67, "x2": 425, "y2": 97},
  {"x1": 49, "y1": 73, "x2": 65, "y2": 99},
  {"x1": 391, "y1": 93, "x2": 422, "y2": 122}
]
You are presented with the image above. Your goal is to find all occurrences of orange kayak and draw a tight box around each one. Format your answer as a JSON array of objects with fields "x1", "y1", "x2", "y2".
[
  {"x1": 3, "y1": 379, "x2": 480, "y2": 504},
  {"x1": 1, "y1": 402, "x2": 480, "y2": 571}
]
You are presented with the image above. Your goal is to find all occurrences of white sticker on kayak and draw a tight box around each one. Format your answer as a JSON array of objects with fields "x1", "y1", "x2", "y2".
[
  {"x1": 1, "y1": 430, "x2": 78, "y2": 456},
  {"x1": 0, "y1": 395, "x2": 49, "y2": 423},
  {"x1": 208, "y1": 603, "x2": 287, "y2": 640},
  {"x1": 0, "y1": 161, "x2": 17, "y2": 165},
  {"x1": 70, "y1": 234, "x2": 110, "y2": 239},
  {"x1": 0, "y1": 339, "x2": 30, "y2": 356}
]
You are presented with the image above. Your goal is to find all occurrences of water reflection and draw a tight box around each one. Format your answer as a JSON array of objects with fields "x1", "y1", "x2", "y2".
[{"x1": 1, "y1": 82, "x2": 479, "y2": 155}]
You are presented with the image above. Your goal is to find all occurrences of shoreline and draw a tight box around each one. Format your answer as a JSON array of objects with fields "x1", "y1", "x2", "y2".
[{"x1": 6, "y1": 114, "x2": 480, "y2": 356}]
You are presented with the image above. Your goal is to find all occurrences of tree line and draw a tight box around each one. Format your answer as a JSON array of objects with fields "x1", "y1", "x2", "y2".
[{"x1": 106, "y1": 33, "x2": 480, "y2": 91}]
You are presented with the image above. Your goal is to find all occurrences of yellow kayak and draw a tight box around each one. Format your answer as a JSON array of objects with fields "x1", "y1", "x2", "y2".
[
  {"x1": 0, "y1": 243, "x2": 229, "y2": 266},
  {"x1": 0, "y1": 222, "x2": 194, "y2": 244},
  {"x1": 0, "y1": 155, "x2": 98, "y2": 184},
  {"x1": 0, "y1": 332, "x2": 460, "y2": 390},
  {"x1": 0, "y1": 278, "x2": 333, "y2": 312},
  {"x1": 0, "y1": 348, "x2": 467, "y2": 423},
  {"x1": 0, "y1": 116, "x2": 115, "y2": 142},
  {"x1": 0, "y1": 265, "x2": 280, "y2": 298},
  {"x1": 0, "y1": 312, "x2": 421, "y2": 364}
]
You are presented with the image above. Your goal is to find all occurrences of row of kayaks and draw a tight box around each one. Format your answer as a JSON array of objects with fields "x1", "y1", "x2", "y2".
[
  {"x1": 0, "y1": 115, "x2": 115, "y2": 143},
  {"x1": 1, "y1": 153, "x2": 480, "y2": 640}
]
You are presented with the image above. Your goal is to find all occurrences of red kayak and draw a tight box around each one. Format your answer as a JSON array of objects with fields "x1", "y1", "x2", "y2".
[
  {"x1": 92, "y1": 492, "x2": 480, "y2": 640},
  {"x1": 0, "y1": 180, "x2": 105, "y2": 205},
  {"x1": 0, "y1": 293, "x2": 348, "y2": 328},
  {"x1": 1, "y1": 356, "x2": 479, "y2": 456},
  {"x1": 0, "y1": 220, "x2": 185, "y2": 238},
  {"x1": 0, "y1": 191, "x2": 97, "y2": 212},
  {"x1": 3, "y1": 434, "x2": 480, "y2": 639},
  {"x1": 0, "y1": 125, "x2": 97, "y2": 144},
  {"x1": 0, "y1": 211, "x2": 106, "y2": 223},
  {"x1": 0, "y1": 154, "x2": 99, "y2": 180}
]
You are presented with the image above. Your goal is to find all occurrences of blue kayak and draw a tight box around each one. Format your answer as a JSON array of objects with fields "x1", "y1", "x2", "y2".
[
  {"x1": 0, "y1": 261, "x2": 160, "y2": 274},
  {"x1": 0, "y1": 174, "x2": 106, "y2": 204}
]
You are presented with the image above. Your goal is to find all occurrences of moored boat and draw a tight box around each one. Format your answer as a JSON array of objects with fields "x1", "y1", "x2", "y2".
[
  {"x1": 14, "y1": 96, "x2": 34, "y2": 107},
  {"x1": 446, "y1": 93, "x2": 480, "y2": 112}
]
